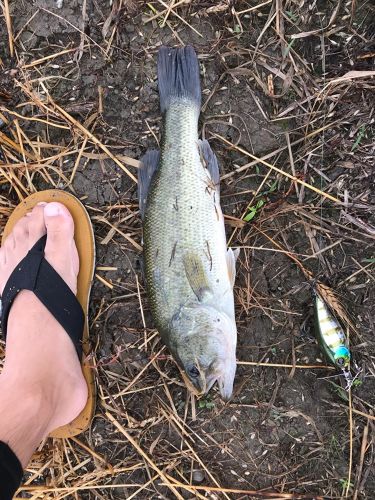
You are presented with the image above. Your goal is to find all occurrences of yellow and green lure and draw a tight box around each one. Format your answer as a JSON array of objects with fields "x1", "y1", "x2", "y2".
[{"x1": 314, "y1": 292, "x2": 357, "y2": 389}]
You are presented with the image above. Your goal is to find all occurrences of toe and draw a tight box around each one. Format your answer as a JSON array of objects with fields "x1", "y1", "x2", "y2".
[
  {"x1": 0, "y1": 217, "x2": 29, "y2": 293},
  {"x1": 44, "y1": 202, "x2": 79, "y2": 293},
  {"x1": 2, "y1": 233, "x2": 15, "y2": 251},
  {"x1": 27, "y1": 204, "x2": 47, "y2": 249},
  {"x1": 44, "y1": 202, "x2": 74, "y2": 243},
  {"x1": 12, "y1": 216, "x2": 29, "y2": 243}
]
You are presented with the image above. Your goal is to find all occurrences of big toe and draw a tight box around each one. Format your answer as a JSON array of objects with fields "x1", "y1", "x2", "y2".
[{"x1": 44, "y1": 203, "x2": 79, "y2": 294}]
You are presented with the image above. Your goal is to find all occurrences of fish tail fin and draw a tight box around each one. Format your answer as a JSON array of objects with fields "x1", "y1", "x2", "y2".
[{"x1": 157, "y1": 45, "x2": 201, "y2": 113}]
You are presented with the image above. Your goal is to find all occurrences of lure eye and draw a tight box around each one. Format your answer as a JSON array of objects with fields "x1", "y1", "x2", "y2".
[
  {"x1": 187, "y1": 365, "x2": 200, "y2": 378},
  {"x1": 336, "y1": 357, "x2": 345, "y2": 367},
  {"x1": 334, "y1": 346, "x2": 350, "y2": 367}
]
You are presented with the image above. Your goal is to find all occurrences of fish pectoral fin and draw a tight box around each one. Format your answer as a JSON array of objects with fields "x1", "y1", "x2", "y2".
[
  {"x1": 138, "y1": 149, "x2": 160, "y2": 219},
  {"x1": 198, "y1": 139, "x2": 220, "y2": 196},
  {"x1": 183, "y1": 252, "x2": 212, "y2": 302},
  {"x1": 226, "y1": 248, "x2": 239, "y2": 288}
]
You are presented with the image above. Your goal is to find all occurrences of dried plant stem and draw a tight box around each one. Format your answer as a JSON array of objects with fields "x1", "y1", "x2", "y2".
[
  {"x1": 105, "y1": 411, "x2": 185, "y2": 500},
  {"x1": 213, "y1": 133, "x2": 340, "y2": 203},
  {"x1": 3, "y1": 0, "x2": 14, "y2": 57}
]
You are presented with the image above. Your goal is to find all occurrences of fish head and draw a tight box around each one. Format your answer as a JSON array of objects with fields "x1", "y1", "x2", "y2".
[{"x1": 170, "y1": 304, "x2": 237, "y2": 400}]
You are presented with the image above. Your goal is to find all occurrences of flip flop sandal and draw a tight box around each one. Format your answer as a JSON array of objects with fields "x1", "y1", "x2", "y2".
[{"x1": 1, "y1": 190, "x2": 96, "y2": 438}]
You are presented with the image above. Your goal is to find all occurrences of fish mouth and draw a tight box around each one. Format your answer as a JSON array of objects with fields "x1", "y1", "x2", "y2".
[
  {"x1": 217, "y1": 383, "x2": 233, "y2": 402},
  {"x1": 190, "y1": 373, "x2": 232, "y2": 401},
  {"x1": 209, "y1": 371, "x2": 234, "y2": 401},
  {"x1": 186, "y1": 372, "x2": 212, "y2": 396},
  {"x1": 188, "y1": 375, "x2": 207, "y2": 396}
]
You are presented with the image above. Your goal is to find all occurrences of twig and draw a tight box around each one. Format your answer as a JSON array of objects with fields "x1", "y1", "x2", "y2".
[
  {"x1": 212, "y1": 133, "x2": 340, "y2": 203},
  {"x1": 237, "y1": 0, "x2": 272, "y2": 15},
  {"x1": 105, "y1": 411, "x2": 185, "y2": 500},
  {"x1": 353, "y1": 421, "x2": 369, "y2": 500},
  {"x1": 155, "y1": 0, "x2": 202, "y2": 37},
  {"x1": 159, "y1": 481, "x2": 324, "y2": 499},
  {"x1": 237, "y1": 361, "x2": 335, "y2": 370},
  {"x1": 3, "y1": 0, "x2": 14, "y2": 57},
  {"x1": 345, "y1": 388, "x2": 353, "y2": 497}
]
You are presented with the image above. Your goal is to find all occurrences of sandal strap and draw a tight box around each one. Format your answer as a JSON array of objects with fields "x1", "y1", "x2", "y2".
[{"x1": 1, "y1": 235, "x2": 84, "y2": 359}]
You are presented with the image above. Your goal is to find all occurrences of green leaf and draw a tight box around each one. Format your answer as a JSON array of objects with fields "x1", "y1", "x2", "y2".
[
  {"x1": 259, "y1": 180, "x2": 277, "y2": 197},
  {"x1": 244, "y1": 208, "x2": 257, "y2": 222},
  {"x1": 198, "y1": 397, "x2": 215, "y2": 410},
  {"x1": 283, "y1": 39, "x2": 295, "y2": 57},
  {"x1": 286, "y1": 10, "x2": 298, "y2": 22},
  {"x1": 244, "y1": 198, "x2": 266, "y2": 222},
  {"x1": 327, "y1": 381, "x2": 349, "y2": 402},
  {"x1": 339, "y1": 478, "x2": 354, "y2": 489},
  {"x1": 351, "y1": 125, "x2": 366, "y2": 151},
  {"x1": 362, "y1": 258, "x2": 375, "y2": 263},
  {"x1": 268, "y1": 179, "x2": 278, "y2": 193}
]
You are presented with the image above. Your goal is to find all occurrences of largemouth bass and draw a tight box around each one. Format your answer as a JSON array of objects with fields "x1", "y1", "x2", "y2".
[{"x1": 138, "y1": 46, "x2": 238, "y2": 399}]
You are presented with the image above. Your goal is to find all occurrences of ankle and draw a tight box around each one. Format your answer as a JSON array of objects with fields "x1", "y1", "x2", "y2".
[
  {"x1": 1, "y1": 367, "x2": 88, "y2": 435},
  {"x1": 1, "y1": 371, "x2": 54, "y2": 415},
  {"x1": 0, "y1": 374, "x2": 55, "y2": 432},
  {"x1": 0, "y1": 374, "x2": 56, "y2": 466}
]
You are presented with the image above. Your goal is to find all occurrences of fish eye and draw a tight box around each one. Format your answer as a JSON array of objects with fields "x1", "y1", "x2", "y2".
[{"x1": 187, "y1": 365, "x2": 200, "y2": 378}]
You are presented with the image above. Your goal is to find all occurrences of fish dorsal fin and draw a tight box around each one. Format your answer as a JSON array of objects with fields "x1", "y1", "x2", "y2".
[
  {"x1": 183, "y1": 252, "x2": 212, "y2": 302},
  {"x1": 138, "y1": 149, "x2": 160, "y2": 219},
  {"x1": 198, "y1": 139, "x2": 220, "y2": 196},
  {"x1": 226, "y1": 248, "x2": 239, "y2": 288}
]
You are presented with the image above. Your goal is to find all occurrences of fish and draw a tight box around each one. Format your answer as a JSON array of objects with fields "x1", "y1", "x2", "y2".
[
  {"x1": 314, "y1": 290, "x2": 357, "y2": 389},
  {"x1": 137, "y1": 46, "x2": 238, "y2": 400}
]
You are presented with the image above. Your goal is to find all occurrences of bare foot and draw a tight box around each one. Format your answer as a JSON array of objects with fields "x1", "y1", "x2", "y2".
[{"x1": 0, "y1": 202, "x2": 88, "y2": 466}]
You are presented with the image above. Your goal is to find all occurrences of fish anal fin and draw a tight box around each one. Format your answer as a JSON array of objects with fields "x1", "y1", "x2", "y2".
[
  {"x1": 198, "y1": 139, "x2": 220, "y2": 195},
  {"x1": 226, "y1": 248, "x2": 239, "y2": 288},
  {"x1": 183, "y1": 252, "x2": 212, "y2": 302},
  {"x1": 138, "y1": 150, "x2": 160, "y2": 219}
]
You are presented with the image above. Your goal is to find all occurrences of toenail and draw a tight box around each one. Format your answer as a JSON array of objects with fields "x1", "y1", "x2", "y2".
[{"x1": 44, "y1": 203, "x2": 62, "y2": 217}]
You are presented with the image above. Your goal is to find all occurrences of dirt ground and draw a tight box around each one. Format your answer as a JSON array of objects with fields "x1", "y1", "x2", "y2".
[{"x1": 0, "y1": 0, "x2": 374, "y2": 499}]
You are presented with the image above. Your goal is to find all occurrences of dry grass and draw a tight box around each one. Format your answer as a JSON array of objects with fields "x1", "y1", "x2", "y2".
[{"x1": 0, "y1": 0, "x2": 374, "y2": 498}]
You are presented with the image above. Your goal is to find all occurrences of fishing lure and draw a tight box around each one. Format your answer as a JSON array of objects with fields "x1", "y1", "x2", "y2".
[{"x1": 314, "y1": 290, "x2": 359, "y2": 389}]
